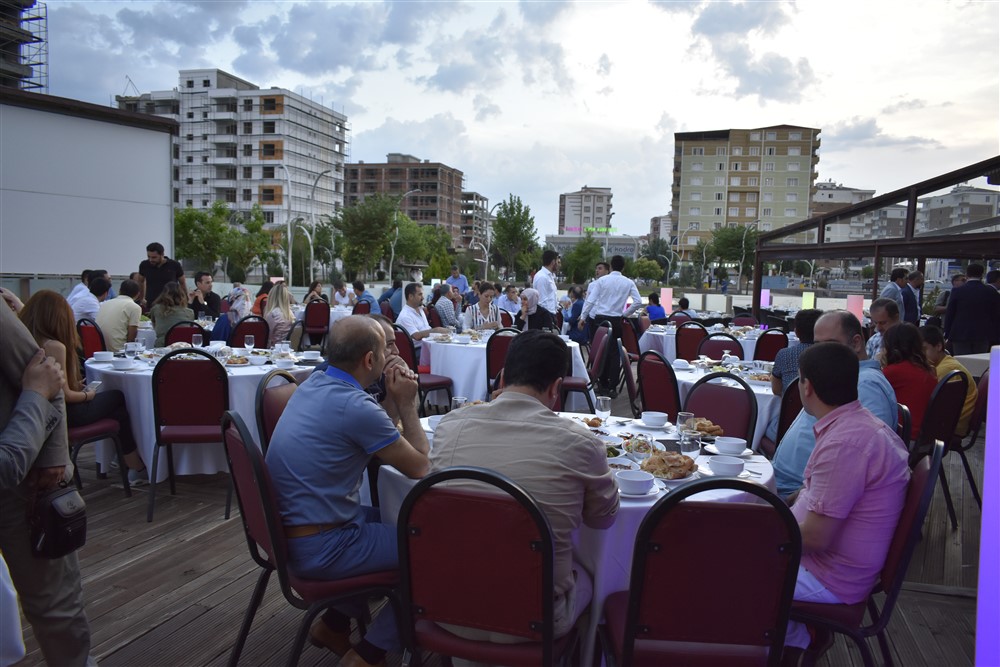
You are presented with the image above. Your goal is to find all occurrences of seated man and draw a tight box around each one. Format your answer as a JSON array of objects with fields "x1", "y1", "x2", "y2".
[
  {"x1": 773, "y1": 311, "x2": 898, "y2": 498},
  {"x1": 65, "y1": 270, "x2": 92, "y2": 309},
  {"x1": 674, "y1": 297, "x2": 698, "y2": 319},
  {"x1": 352, "y1": 281, "x2": 379, "y2": 312},
  {"x1": 865, "y1": 298, "x2": 900, "y2": 360},
  {"x1": 395, "y1": 283, "x2": 451, "y2": 361},
  {"x1": 266, "y1": 316, "x2": 430, "y2": 667},
  {"x1": 331, "y1": 280, "x2": 354, "y2": 307},
  {"x1": 96, "y1": 279, "x2": 143, "y2": 352},
  {"x1": 430, "y1": 330, "x2": 619, "y2": 640},
  {"x1": 495, "y1": 284, "x2": 521, "y2": 315},
  {"x1": 784, "y1": 342, "x2": 910, "y2": 656},
  {"x1": 189, "y1": 271, "x2": 221, "y2": 319},
  {"x1": 71, "y1": 276, "x2": 110, "y2": 323},
  {"x1": 434, "y1": 286, "x2": 463, "y2": 332},
  {"x1": 377, "y1": 279, "x2": 402, "y2": 308}
]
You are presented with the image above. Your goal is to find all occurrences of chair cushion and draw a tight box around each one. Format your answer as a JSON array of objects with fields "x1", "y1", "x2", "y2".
[
  {"x1": 159, "y1": 425, "x2": 224, "y2": 443},
  {"x1": 288, "y1": 569, "x2": 398, "y2": 604},
  {"x1": 417, "y1": 365, "x2": 431, "y2": 374},
  {"x1": 420, "y1": 374, "x2": 453, "y2": 390},
  {"x1": 68, "y1": 419, "x2": 120, "y2": 442},
  {"x1": 414, "y1": 619, "x2": 573, "y2": 666},
  {"x1": 604, "y1": 592, "x2": 770, "y2": 666},
  {"x1": 790, "y1": 599, "x2": 867, "y2": 629}
]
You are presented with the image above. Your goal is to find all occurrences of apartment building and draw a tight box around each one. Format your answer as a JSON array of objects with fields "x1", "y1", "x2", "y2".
[
  {"x1": 649, "y1": 214, "x2": 671, "y2": 242},
  {"x1": 118, "y1": 68, "x2": 349, "y2": 229},
  {"x1": 460, "y1": 191, "x2": 491, "y2": 250},
  {"x1": 671, "y1": 125, "x2": 820, "y2": 259},
  {"x1": 344, "y1": 153, "x2": 465, "y2": 246},
  {"x1": 812, "y1": 179, "x2": 876, "y2": 243},
  {"x1": 0, "y1": 0, "x2": 47, "y2": 92},
  {"x1": 917, "y1": 185, "x2": 999, "y2": 236},
  {"x1": 557, "y1": 186, "x2": 614, "y2": 236}
]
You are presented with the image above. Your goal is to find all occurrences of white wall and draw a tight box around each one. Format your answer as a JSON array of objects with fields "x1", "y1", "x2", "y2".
[{"x1": 0, "y1": 103, "x2": 173, "y2": 277}]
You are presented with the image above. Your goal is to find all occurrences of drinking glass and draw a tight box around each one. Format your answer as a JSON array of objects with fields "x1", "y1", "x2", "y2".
[
  {"x1": 680, "y1": 429, "x2": 702, "y2": 461},
  {"x1": 191, "y1": 334, "x2": 203, "y2": 347},
  {"x1": 676, "y1": 411, "x2": 695, "y2": 431},
  {"x1": 595, "y1": 396, "x2": 612, "y2": 421},
  {"x1": 451, "y1": 396, "x2": 468, "y2": 411},
  {"x1": 244, "y1": 335, "x2": 255, "y2": 354},
  {"x1": 124, "y1": 342, "x2": 138, "y2": 359}
]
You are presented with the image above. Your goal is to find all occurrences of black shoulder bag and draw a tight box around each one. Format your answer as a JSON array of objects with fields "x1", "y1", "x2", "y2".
[{"x1": 30, "y1": 482, "x2": 87, "y2": 559}]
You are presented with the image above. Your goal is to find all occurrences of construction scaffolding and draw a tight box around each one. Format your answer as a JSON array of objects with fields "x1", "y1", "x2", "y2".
[{"x1": 0, "y1": 0, "x2": 47, "y2": 93}]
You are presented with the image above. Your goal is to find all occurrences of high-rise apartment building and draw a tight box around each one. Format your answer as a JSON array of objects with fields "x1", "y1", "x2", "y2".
[
  {"x1": 0, "y1": 0, "x2": 48, "y2": 92},
  {"x1": 812, "y1": 179, "x2": 876, "y2": 243},
  {"x1": 917, "y1": 185, "x2": 999, "y2": 236},
  {"x1": 557, "y1": 186, "x2": 614, "y2": 236},
  {"x1": 671, "y1": 125, "x2": 820, "y2": 259},
  {"x1": 649, "y1": 214, "x2": 671, "y2": 242},
  {"x1": 460, "y1": 191, "x2": 490, "y2": 250},
  {"x1": 344, "y1": 153, "x2": 465, "y2": 246},
  {"x1": 118, "y1": 68, "x2": 349, "y2": 229}
]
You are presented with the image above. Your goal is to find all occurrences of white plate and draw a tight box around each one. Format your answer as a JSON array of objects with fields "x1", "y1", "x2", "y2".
[
  {"x1": 109, "y1": 361, "x2": 139, "y2": 371},
  {"x1": 607, "y1": 456, "x2": 639, "y2": 471},
  {"x1": 655, "y1": 470, "x2": 701, "y2": 485},
  {"x1": 620, "y1": 481, "x2": 666, "y2": 498},
  {"x1": 697, "y1": 466, "x2": 753, "y2": 479},
  {"x1": 703, "y1": 444, "x2": 754, "y2": 458},
  {"x1": 637, "y1": 422, "x2": 674, "y2": 431}
]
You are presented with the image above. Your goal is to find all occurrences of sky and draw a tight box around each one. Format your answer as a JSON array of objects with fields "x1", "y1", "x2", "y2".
[{"x1": 46, "y1": 0, "x2": 999, "y2": 239}]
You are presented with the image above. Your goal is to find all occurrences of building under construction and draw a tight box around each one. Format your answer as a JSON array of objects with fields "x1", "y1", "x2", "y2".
[{"x1": 0, "y1": 0, "x2": 47, "y2": 93}]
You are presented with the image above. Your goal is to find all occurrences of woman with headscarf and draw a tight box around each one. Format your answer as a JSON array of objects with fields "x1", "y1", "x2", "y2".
[
  {"x1": 514, "y1": 288, "x2": 554, "y2": 331},
  {"x1": 212, "y1": 284, "x2": 252, "y2": 342}
]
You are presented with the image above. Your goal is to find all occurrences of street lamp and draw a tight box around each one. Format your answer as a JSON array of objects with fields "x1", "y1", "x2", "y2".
[
  {"x1": 279, "y1": 163, "x2": 294, "y2": 286},
  {"x1": 308, "y1": 169, "x2": 332, "y2": 282},
  {"x1": 388, "y1": 189, "x2": 421, "y2": 281},
  {"x1": 290, "y1": 217, "x2": 314, "y2": 285},
  {"x1": 737, "y1": 220, "x2": 761, "y2": 295},
  {"x1": 621, "y1": 233, "x2": 641, "y2": 261},
  {"x1": 657, "y1": 250, "x2": 681, "y2": 286}
]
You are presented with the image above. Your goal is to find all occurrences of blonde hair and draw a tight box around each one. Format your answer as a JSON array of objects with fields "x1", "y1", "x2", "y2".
[{"x1": 268, "y1": 282, "x2": 294, "y2": 321}]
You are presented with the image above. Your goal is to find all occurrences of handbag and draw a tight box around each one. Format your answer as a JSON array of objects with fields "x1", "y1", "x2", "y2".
[{"x1": 29, "y1": 482, "x2": 87, "y2": 559}]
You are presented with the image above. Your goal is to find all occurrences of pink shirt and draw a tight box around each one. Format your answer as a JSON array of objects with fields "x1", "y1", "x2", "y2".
[{"x1": 792, "y1": 400, "x2": 909, "y2": 604}]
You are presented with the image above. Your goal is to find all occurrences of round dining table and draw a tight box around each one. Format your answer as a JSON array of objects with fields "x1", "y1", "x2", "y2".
[
  {"x1": 375, "y1": 411, "x2": 776, "y2": 666},
  {"x1": 639, "y1": 326, "x2": 795, "y2": 363}
]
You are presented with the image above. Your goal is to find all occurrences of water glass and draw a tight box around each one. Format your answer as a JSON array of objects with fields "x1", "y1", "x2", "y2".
[
  {"x1": 191, "y1": 334, "x2": 203, "y2": 347},
  {"x1": 595, "y1": 396, "x2": 612, "y2": 421},
  {"x1": 244, "y1": 335, "x2": 255, "y2": 354},
  {"x1": 124, "y1": 342, "x2": 138, "y2": 359},
  {"x1": 680, "y1": 429, "x2": 702, "y2": 460},
  {"x1": 451, "y1": 396, "x2": 468, "y2": 411},
  {"x1": 676, "y1": 411, "x2": 695, "y2": 430}
]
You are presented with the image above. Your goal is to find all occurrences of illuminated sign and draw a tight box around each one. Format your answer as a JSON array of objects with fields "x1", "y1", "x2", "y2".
[{"x1": 584, "y1": 227, "x2": 617, "y2": 233}]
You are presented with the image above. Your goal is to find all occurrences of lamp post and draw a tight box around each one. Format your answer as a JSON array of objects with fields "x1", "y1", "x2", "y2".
[
  {"x1": 737, "y1": 220, "x2": 761, "y2": 295},
  {"x1": 388, "y1": 189, "x2": 420, "y2": 282},
  {"x1": 279, "y1": 163, "x2": 293, "y2": 286},
  {"x1": 308, "y1": 169, "x2": 332, "y2": 284},
  {"x1": 657, "y1": 250, "x2": 681, "y2": 286},
  {"x1": 290, "y1": 217, "x2": 314, "y2": 286},
  {"x1": 621, "y1": 233, "x2": 641, "y2": 261},
  {"x1": 676, "y1": 228, "x2": 692, "y2": 264}
]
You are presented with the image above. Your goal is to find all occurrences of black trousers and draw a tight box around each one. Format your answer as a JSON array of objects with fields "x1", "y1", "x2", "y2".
[
  {"x1": 65, "y1": 389, "x2": 137, "y2": 455},
  {"x1": 588, "y1": 315, "x2": 623, "y2": 391}
]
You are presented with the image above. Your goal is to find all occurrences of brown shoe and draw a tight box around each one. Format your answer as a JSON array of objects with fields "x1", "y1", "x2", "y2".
[
  {"x1": 307, "y1": 618, "x2": 352, "y2": 656},
  {"x1": 339, "y1": 649, "x2": 385, "y2": 667}
]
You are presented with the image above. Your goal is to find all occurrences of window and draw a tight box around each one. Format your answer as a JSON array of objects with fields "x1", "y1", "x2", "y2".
[
  {"x1": 765, "y1": 147, "x2": 776, "y2": 156},
  {"x1": 746, "y1": 207, "x2": 756, "y2": 217},
  {"x1": 764, "y1": 162, "x2": 775, "y2": 171},
  {"x1": 690, "y1": 193, "x2": 702, "y2": 201},
  {"x1": 729, "y1": 207, "x2": 739, "y2": 216},
  {"x1": 785, "y1": 208, "x2": 797, "y2": 217},
  {"x1": 689, "y1": 207, "x2": 701, "y2": 215},
  {"x1": 764, "y1": 178, "x2": 774, "y2": 186},
  {"x1": 731, "y1": 162, "x2": 740, "y2": 171},
  {"x1": 261, "y1": 188, "x2": 277, "y2": 202},
  {"x1": 714, "y1": 207, "x2": 724, "y2": 216},
  {"x1": 186, "y1": 134, "x2": 193, "y2": 141},
  {"x1": 202, "y1": 156, "x2": 208, "y2": 163},
  {"x1": 172, "y1": 167, "x2": 179, "y2": 180},
  {"x1": 203, "y1": 79, "x2": 210, "y2": 87},
  {"x1": 243, "y1": 99, "x2": 253, "y2": 111},
  {"x1": 716, "y1": 147, "x2": 727, "y2": 155},
  {"x1": 687, "y1": 222, "x2": 701, "y2": 231},
  {"x1": 749, "y1": 147, "x2": 760, "y2": 156},
  {"x1": 729, "y1": 192, "x2": 740, "y2": 202},
  {"x1": 786, "y1": 193, "x2": 798, "y2": 202},
  {"x1": 749, "y1": 132, "x2": 761, "y2": 141},
  {"x1": 242, "y1": 144, "x2": 252, "y2": 156},
  {"x1": 787, "y1": 177, "x2": 799, "y2": 187},
  {"x1": 263, "y1": 211, "x2": 274, "y2": 224},
  {"x1": 186, "y1": 80, "x2": 194, "y2": 88},
  {"x1": 262, "y1": 143, "x2": 277, "y2": 157},
  {"x1": 202, "y1": 112, "x2": 208, "y2": 119},
  {"x1": 788, "y1": 131, "x2": 802, "y2": 140},
  {"x1": 201, "y1": 178, "x2": 208, "y2": 185},
  {"x1": 185, "y1": 199, "x2": 193, "y2": 206},
  {"x1": 185, "y1": 155, "x2": 193, "y2": 163},
  {"x1": 747, "y1": 177, "x2": 759, "y2": 186},
  {"x1": 715, "y1": 192, "x2": 724, "y2": 201},
  {"x1": 763, "y1": 193, "x2": 774, "y2": 202},
  {"x1": 717, "y1": 162, "x2": 726, "y2": 171},
  {"x1": 762, "y1": 207, "x2": 772, "y2": 217},
  {"x1": 748, "y1": 162, "x2": 759, "y2": 171},
  {"x1": 692, "y1": 147, "x2": 705, "y2": 155},
  {"x1": 583, "y1": 216, "x2": 591, "y2": 223},
  {"x1": 596, "y1": 206, "x2": 603, "y2": 213},
  {"x1": 201, "y1": 134, "x2": 208, "y2": 140},
  {"x1": 173, "y1": 144, "x2": 180, "y2": 159},
  {"x1": 262, "y1": 166, "x2": 275, "y2": 178},
  {"x1": 263, "y1": 121, "x2": 276, "y2": 134},
  {"x1": 762, "y1": 222, "x2": 772, "y2": 231},
  {"x1": 691, "y1": 162, "x2": 703, "y2": 171},
  {"x1": 173, "y1": 189, "x2": 179, "y2": 203},
  {"x1": 262, "y1": 97, "x2": 278, "y2": 112},
  {"x1": 584, "y1": 206, "x2": 591, "y2": 212},
  {"x1": 243, "y1": 167, "x2": 252, "y2": 179},
  {"x1": 243, "y1": 122, "x2": 252, "y2": 134},
  {"x1": 732, "y1": 147, "x2": 742, "y2": 156},
  {"x1": 185, "y1": 177, "x2": 193, "y2": 185},
  {"x1": 787, "y1": 162, "x2": 801, "y2": 171},
  {"x1": 730, "y1": 177, "x2": 741, "y2": 186},
  {"x1": 747, "y1": 193, "x2": 758, "y2": 202},
  {"x1": 690, "y1": 176, "x2": 703, "y2": 185},
  {"x1": 714, "y1": 222, "x2": 723, "y2": 230},
  {"x1": 186, "y1": 112, "x2": 193, "y2": 119},
  {"x1": 714, "y1": 177, "x2": 725, "y2": 186},
  {"x1": 766, "y1": 131, "x2": 777, "y2": 140},
  {"x1": 788, "y1": 147, "x2": 801, "y2": 156}
]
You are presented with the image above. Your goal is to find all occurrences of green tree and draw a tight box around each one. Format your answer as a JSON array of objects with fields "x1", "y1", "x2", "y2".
[
  {"x1": 390, "y1": 215, "x2": 428, "y2": 272},
  {"x1": 861, "y1": 265, "x2": 875, "y2": 279},
  {"x1": 632, "y1": 257, "x2": 664, "y2": 282},
  {"x1": 329, "y1": 194, "x2": 398, "y2": 278},
  {"x1": 711, "y1": 226, "x2": 759, "y2": 290},
  {"x1": 221, "y1": 205, "x2": 272, "y2": 284},
  {"x1": 492, "y1": 195, "x2": 538, "y2": 280},
  {"x1": 312, "y1": 216, "x2": 341, "y2": 280},
  {"x1": 692, "y1": 238, "x2": 716, "y2": 287},
  {"x1": 561, "y1": 232, "x2": 604, "y2": 283},
  {"x1": 642, "y1": 238, "x2": 674, "y2": 269},
  {"x1": 174, "y1": 201, "x2": 232, "y2": 271}
]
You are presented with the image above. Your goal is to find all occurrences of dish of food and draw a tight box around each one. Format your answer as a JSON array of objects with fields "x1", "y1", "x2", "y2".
[
  {"x1": 692, "y1": 418, "x2": 724, "y2": 437},
  {"x1": 622, "y1": 437, "x2": 654, "y2": 456},
  {"x1": 580, "y1": 416, "x2": 603, "y2": 428},
  {"x1": 640, "y1": 451, "x2": 697, "y2": 480},
  {"x1": 226, "y1": 356, "x2": 249, "y2": 365},
  {"x1": 607, "y1": 456, "x2": 638, "y2": 471}
]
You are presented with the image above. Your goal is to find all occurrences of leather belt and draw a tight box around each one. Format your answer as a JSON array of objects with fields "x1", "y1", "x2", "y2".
[{"x1": 283, "y1": 523, "x2": 343, "y2": 539}]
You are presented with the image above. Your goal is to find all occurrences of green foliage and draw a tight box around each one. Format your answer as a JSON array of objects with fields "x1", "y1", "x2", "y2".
[
  {"x1": 710, "y1": 225, "x2": 759, "y2": 278},
  {"x1": 391, "y1": 215, "x2": 427, "y2": 269},
  {"x1": 222, "y1": 205, "x2": 272, "y2": 283},
  {"x1": 561, "y1": 232, "x2": 604, "y2": 283},
  {"x1": 312, "y1": 216, "x2": 340, "y2": 279},
  {"x1": 421, "y1": 224, "x2": 454, "y2": 282},
  {"x1": 174, "y1": 201, "x2": 233, "y2": 271},
  {"x1": 492, "y1": 195, "x2": 539, "y2": 280},
  {"x1": 632, "y1": 258, "x2": 664, "y2": 282},
  {"x1": 427, "y1": 252, "x2": 452, "y2": 282},
  {"x1": 692, "y1": 238, "x2": 716, "y2": 283},
  {"x1": 330, "y1": 193, "x2": 399, "y2": 278},
  {"x1": 642, "y1": 238, "x2": 674, "y2": 268},
  {"x1": 861, "y1": 265, "x2": 875, "y2": 279},
  {"x1": 923, "y1": 287, "x2": 941, "y2": 315},
  {"x1": 792, "y1": 260, "x2": 813, "y2": 277}
]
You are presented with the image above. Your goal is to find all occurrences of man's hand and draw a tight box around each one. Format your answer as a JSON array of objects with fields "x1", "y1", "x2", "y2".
[
  {"x1": 1, "y1": 287, "x2": 24, "y2": 313},
  {"x1": 384, "y1": 355, "x2": 416, "y2": 381},
  {"x1": 28, "y1": 466, "x2": 67, "y2": 490},
  {"x1": 22, "y1": 348, "x2": 64, "y2": 400},
  {"x1": 386, "y1": 364, "x2": 419, "y2": 406},
  {"x1": 577, "y1": 318, "x2": 586, "y2": 330}
]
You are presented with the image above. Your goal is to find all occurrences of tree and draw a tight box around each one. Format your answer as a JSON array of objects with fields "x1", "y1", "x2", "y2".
[
  {"x1": 642, "y1": 238, "x2": 674, "y2": 269},
  {"x1": 711, "y1": 225, "x2": 759, "y2": 291},
  {"x1": 174, "y1": 201, "x2": 232, "y2": 272},
  {"x1": 329, "y1": 194, "x2": 398, "y2": 278},
  {"x1": 632, "y1": 258, "x2": 664, "y2": 282},
  {"x1": 221, "y1": 205, "x2": 273, "y2": 284},
  {"x1": 312, "y1": 216, "x2": 341, "y2": 280},
  {"x1": 491, "y1": 195, "x2": 538, "y2": 280},
  {"x1": 561, "y1": 232, "x2": 604, "y2": 283},
  {"x1": 390, "y1": 214, "x2": 428, "y2": 274},
  {"x1": 692, "y1": 238, "x2": 716, "y2": 287}
]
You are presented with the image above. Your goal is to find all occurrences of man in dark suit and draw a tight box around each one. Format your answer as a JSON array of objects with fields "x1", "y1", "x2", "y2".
[{"x1": 944, "y1": 263, "x2": 1000, "y2": 354}]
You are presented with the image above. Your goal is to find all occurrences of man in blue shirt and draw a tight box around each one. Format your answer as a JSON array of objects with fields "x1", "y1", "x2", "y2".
[
  {"x1": 377, "y1": 279, "x2": 402, "y2": 311},
  {"x1": 445, "y1": 265, "x2": 470, "y2": 297},
  {"x1": 266, "y1": 316, "x2": 430, "y2": 666},
  {"x1": 772, "y1": 310, "x2": 898, "y2": 498},
  {"x1": 352, "y1": 280, "x2": 379, "y2": 313}
]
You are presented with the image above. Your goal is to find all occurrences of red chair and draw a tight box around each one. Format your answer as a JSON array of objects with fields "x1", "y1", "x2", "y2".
[
  {"x1": 398, "y1": 467, "x2": 578, "y2": 667},
  {"x1": 601, "y1": 477, "x2": 801, "y2": 666},
  {"x1": 393, "y1": 325, "x2": 453, "y2": 416},
  {"x1": 637, "y1": 315, "x2": 651, "y2": 336},
  {"x1": 732, "y1": 315, "x2": 759, "y2": 326},
  {"x1": 637, "y1": 350, "x2": 681, "y2": 422},
  {"x1": 351, "y1": 301, "x2": 371, "y2": 315},
  {"x1": 165, "y1": 320, "x2": 209, "y2": 346},
  {"x1": 222, "y1": 411, "x2": 399, "y2": 667},
  {"x1": 758, "y1": 378, "x2": 802, "y2": 459},
  {"x1": 255, "y1": 369, "x2": 300, "y2": 454},
  {"x1": 69, "y1": 419, "x2": 131, "y2": 497},
  {"x1": 554, "y1": 310, "x2": 564, "y2": 331},
  {"x1": 149, "y1": 347, "x2": 230, "y2": 522},
  {"x1": 229, "y1": 315, "x2": 270, "y2": 349},
  {"x1": 427, "y1": 306, "x2": 444, "y2": 329},
  {"x1": 76, "y1": 318, "x2": 106, "y2": 358},
  {"x1": 948, "y1": 368, "x2": 989, "y2": 509},
  {"x1": 696, "y1": 333, "x2": 744, "y2": 360},
  {"x1": 897, "y1": 403, "x2": 911, "y2": 444},
  {"x1": 485, "y1": 327, "x2": 519, "y2": 396},
  {"x1": 617, "y1": 340, "x2": 641, "y2": 418},
  {"x1": 682, "y1": 371, "x2": 758, "y2": 443},
  {"x1": 790, "y1": 441, "x2": 945, "y2": 667},
  {"x1": 499, "y1": 310, "x2": 513, "y2": 328},
  {"x1": 303, "y1": 300, "x2": 331, "y2": 348},
  {"x1": 619, "y1": 319, "x2": 641, "y2": 364},
  {"x1": 667, "y1": 312, "x2": 691, "y2": 325},
  {"x1": 560, "y1": 322, "x2": 609, "y2": 413},
  {"x1": 379, "y1": 300, "x2": 394, "y2": 320},
  {"x1": 753, "y1": 329, "x2": 789, "y2": 362},
  {"x1": 674, "y1": 321, "x2": 707, "y2": 361}
]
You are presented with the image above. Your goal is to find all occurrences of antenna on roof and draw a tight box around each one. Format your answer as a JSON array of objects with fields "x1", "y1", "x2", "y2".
[{"x1": 122, "y1": 75, "x2": 140, "y2": 97}]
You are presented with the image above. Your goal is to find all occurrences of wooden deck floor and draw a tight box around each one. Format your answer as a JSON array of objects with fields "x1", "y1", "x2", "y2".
[{"x1": 17, "y1": 426, "x2": 983, "y2": 666}]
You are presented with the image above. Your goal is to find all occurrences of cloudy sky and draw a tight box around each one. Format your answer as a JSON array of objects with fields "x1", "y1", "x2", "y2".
[{"x1": 48, "y1": 0, "x2": 998, "y2": 238}]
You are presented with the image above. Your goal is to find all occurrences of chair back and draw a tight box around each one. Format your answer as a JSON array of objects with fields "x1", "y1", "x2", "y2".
[
  {"x1": 682, "y1": 371, "x2": 758, "y2": 443},
  {"x1": 765, "y1": 315, "x2": 789, "y2": 332},
  {"x1": 500, "y1": 310, "x2": 513, "y2": 328},
  {"x1": 152, "y1": 348, "x2": 229, "y2": 430},
  {"x1": 620, "y1": 478, "x2": 800, "y2": 666},
  {"x1": 398, "y1": 467, "x2": 557, "y2": 663},
  {"x1": 618, "y1": 340, "x2": 640, "y2": 418},
  {"x1": 674, "y1": 321, "x2": 707, "y2": 361},
  {"x1": 393, "y1": 325, "x2": 419, "y2": 373},
  {"x1": 380, "y1": 301, "x2": 394, "y2": 320},
  {"x1": 620, "y1": 319, "x2": 641, "y2": 360},
  {"x1": 775, "y1": 378, "x2": 802, "y2": 446},
  {"x1": 427, "y1": 306, "x2": 443, "y2": 329},
  {"x1": 696, "y1": 333, "x2": 743, "y2": 360},
  {"x1": 588, "y1": 322, "x2": 613, "y2": 382},
  {"x1": 486, "y1": 328, "x2": 519, "y2": 395},
  {"x1": 732, "y1": 315, "x2": 759, "y2": 326},
  {"x1": 554, "y1": 310, "x2": 563, "y2": 331},
  {"x1": 352, "y1": 301, "x2": 371, "y2": 315},
  {"x1": 165, "y1": 320, "x2": 209, "y2": 346},
  {"x1": 910, "y1": 370, "x2": 967, "y2": 464},
  {"x1": 255, "y1": 370, "x2": 299, "y2": 453},
  {"x1": 667, "y1": 312, "x2": 691, "y2": 325},
  {"x1": 229, "y1": 315, "x2": 270, "y2": 348},
  {"x1": 961, "y1": 368, "x2": 989, "y2": 442},
  {"x1": 752, "y1": 329, "x2": 789, "y2": 361},
  {"x1": 637, "y1": 316, "x2": 651, "y2": 336},
  {"x1": 637, "y1": 350, "x2": 681, "y2": 421},
  {"x1": 286, "y1": 320, "x2": 306, "y2": 352},
  {"x1": 76, "y1": 318, "x2": 106, "y2": 357},
  {"x1": 303, "y1": 301, "x2": 330, "y2": 334},
  {"x1": 897, "y1": 403, "x2": 911, "y2": 443}
]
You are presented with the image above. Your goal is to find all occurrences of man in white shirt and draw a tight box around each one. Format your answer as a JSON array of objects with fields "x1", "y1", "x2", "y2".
[
  {"x1": 395, "y1": 283, "x2": 451, "y2": 362},
  {"x1": 532, "y1": 250, "x2": 561, "y2": 316},
  {"x1": 331, "y1": 280, "x2": 354, "y2": 307},
  {"x1": 578, "y1": 255, "x2": 642, "y2": 396},
  {"x1": 96, "y1": 280, "x2": 142, "y2": 352},
  {"x1": 65, "y1": 270, "x2": 91, "y2": 308},
  {"x1": 71, "y1": 276, "x2": 110, "y2": 323}
]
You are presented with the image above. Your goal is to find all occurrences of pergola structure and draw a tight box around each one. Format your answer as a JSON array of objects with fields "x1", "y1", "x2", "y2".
[{"x1": 751, "y1": 156, "x2": 1000, "y2": 319}]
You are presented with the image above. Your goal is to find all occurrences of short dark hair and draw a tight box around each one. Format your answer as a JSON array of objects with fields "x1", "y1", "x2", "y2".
[
  {"x1": 793, "y1": 308, "x2": 824, "y2": 343},
  {"x1": 146, "y1": 242, "x2": 165, "y2": 254},
  {"x1": 352, "y1": 280, "x2": 365, "y2": 292},
  {"x1": 889, "y1": 267, "x2": 908, "y2": 281},
  {"x1": 79, "y1": 269, "x2": 91, "y2": 282},
  {"x1": 479, "y1": 281, "x2": 495, "y2": 294},
  {"x1": 678, "y1": 297, "x2": 690, "y2": 309},
  {"x1": 542, "y1": 250, "x2": 559, "y2": 267},
  {"x1": 88, "y1": 277, "x2": 111, "y2": 297},
  {"x1": 596, "y1": 261, "x2": 610, "y2": 273},
  {"x1": 966, "y1": 263, "x2": 985, "y2": 279},
  {"x1": 799, "y1": 342, "x2": 859, "y2": 406},
  {"x1": 195, "y1": 271, "x2": 212, "y2": 285},
  {"x1": 985, "y1": 269, "x2": 1000, "y2": 284},
  {"x1": 648, "y1": 292, "x2": 660, "y2": 305},
  {"x1": 404, "y1": 282, "x2": 422, "y2": 299},
  {"x1": 951, "y1": 273, "x2": 966, "y2": 285},
  {"x1": 882, "y1": 323, "x2": 932, "y2": 371},
  {"x1": 907, "y1": 270, "x2": 923, "y2": 282},
  {"x1": 326, "y1": 316, "x2": 382, "y2": 368},
  {"x1": 610, "y1": 255, "x2": 625, "y2": 272},
  {"x1": 919, "y1": 324, "x2": 945, "y2": 348},
  {"x1": 392, "y1": 279, "x2": 403, "y2": 289},
  {"x1": 333, "y1": 280, "x2": 345, "y2": 290},
  {"x1": 570, "y1": 285, "x2": 583, "y2": 299},
  {"x1": 308, "y1": 280, "x2": 322, "y2": 292},
  {"x1": 870, "y1": 298, "x2": 899, "y2": 318},
  {"x1": 119, "y1": 279, "x2": 141, "y2": 298},
  {"x1": 503, "y1": 330, "x2": 568, "y2": 392},
  {"x1": 451, "y1": 264, "x2": 459, "y2": 271}
]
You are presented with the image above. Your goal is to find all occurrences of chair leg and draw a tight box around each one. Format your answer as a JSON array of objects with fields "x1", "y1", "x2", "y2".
[
  {"x1": 938, "y1": 466, "x2": 959, "y2": 530},
  {"x1": 287, "y1": 604, "x2": 327, "y2": 667},
  {"x1": 225, "y1": 475, "x2": 233, "y2": 520},
  {"x1": 166, "y1": 443, "x2": 177, "y2": 495},
  {"x1": 147, "y1": 444, "x2": 161, "y2": 523},
  {"x1": 956, "y1": 448, "x2": 982, "y2": 509},
  {"x1": 228, "y1": 569, "x2": 272, "y2": 667}
]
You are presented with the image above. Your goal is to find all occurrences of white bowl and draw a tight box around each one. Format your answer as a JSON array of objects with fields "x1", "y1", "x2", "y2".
[
  {"x1": 616, "y1": 470, "x2": 655, "y2": 495},
  {"x1": 709, "y1": 455, "x2": 745, "y2": 477},
  {"x1": 453, "y1": 334, "x2": 472, "y2": 345},
  {"x1": 92, "y1": 351, "x2": 114, "y2": 362},
  {"x1": 640, "y1": 411, "x2": 669, "y2": 428},
  {"x1": 714, "y1": 437, "x2": 747, "y2": 455},
  {"x1": 672, "y1": 359, "x2": 692, "y2": 370},
  {"x1": 302, "y1": 350, "x2": 321, "y2": 360},
  {"x1": 111, "y1": 358, "x2": 134, "y2": 370},
  {"x1": 428, "y1": 415, "x2": 443, "y2": 431},
  {"x1": 275, "y1": 359, "x2": 295, "y2": 370},
  {"x1": 248, "y1": 355, "x2": 267, "y2": 366}
]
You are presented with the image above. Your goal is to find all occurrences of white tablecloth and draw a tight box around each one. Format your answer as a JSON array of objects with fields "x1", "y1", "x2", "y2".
[
  {"x1": 670, "y1": 368, "x2": 779, "y2": 451},
  {"x1": 84, "y1": 359, "x2": 312, "y2": 482},
  {"x1": 639, "y1": 329, "x2": 798, "y2": 364},
  {"x1": 376, "y1": 413, "x2": 776, "y2": 666},
  {"x1": 422, "y1": 338, "x2": 593, "y2": 410},
  {"x1": 953, "y1": 352, "x2": 991, "y2": 377}
]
